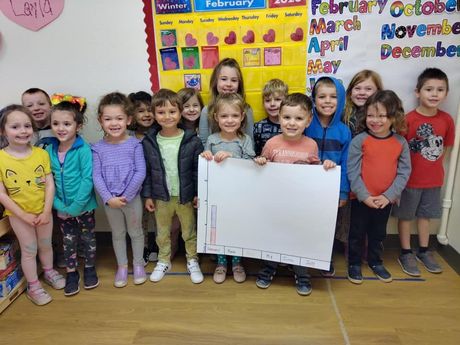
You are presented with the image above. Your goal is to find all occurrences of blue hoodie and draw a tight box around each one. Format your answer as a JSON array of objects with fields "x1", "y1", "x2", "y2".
[
  {"x1": 46, "y1": 135, "x2": 98, "y2": 216},
  {"x1": 305, "y1": 76, "x2": 351, "y2": 200}
]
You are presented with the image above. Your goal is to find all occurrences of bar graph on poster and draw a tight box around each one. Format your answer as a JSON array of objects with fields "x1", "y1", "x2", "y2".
[{"x1": 196, "y1": 157, "x2": 341, "y2": 270}]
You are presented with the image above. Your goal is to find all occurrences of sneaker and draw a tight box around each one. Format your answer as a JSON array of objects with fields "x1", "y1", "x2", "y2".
[
  {"x1": 398, "y1": 253, "x2": 421, "y2": 277},
  {"x1": 64, "y1": 271, "x2": 80, "y2": 296},
  {"x1": 43, "y1": 269, "x2": 65, "y2": 290},
  {"x1": 133, "y1": 264, "x2": 147, "y2": 285},
  {"x1": 320, "y1": 262, "x2": 335, "y2": 277},
  {"x1": 114, "y1": 266, "x2": 128, "y2": 288},
  {"x1": 347, "y1": 265, "x2": 363, "y2": 284},
  {"x1": 148, "y1": 251, "x2": 158, "y2": 262},
  {"x1": 187, "y1": 259, "x2": 204, "y2": 284},
  {"x1": 370, "y1": 264, "x2": 392, "y2": 283},
  {"x1": 150, "y1": 262, "x2": 171, "y2": 282},
  {"x1": 416, "y1": 251, "x2": 442, "y2": 273},
  {"x1": 84, "y1": 266, "x2": 99, "y2": 289},
  {"x1": 232, "y1": 263, "x2": 246, "y2": 283},
  {"x1": 27, "y1": 285, "x2": 52, "y2": 306},
  {"x1": 295, "y1": 275, "x2": 312, "y2": 296},
  {"x1": 213, "y1": 264, "x2": 227, "y2": 284},
  {"x1": 255, "y1": 266, "x2": 276, "y2": 289}
]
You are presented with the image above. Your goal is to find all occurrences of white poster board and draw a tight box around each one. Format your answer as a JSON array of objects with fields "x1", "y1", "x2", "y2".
[{"x1": 197, "y1": 157, "x2": 341, "y2": 270}]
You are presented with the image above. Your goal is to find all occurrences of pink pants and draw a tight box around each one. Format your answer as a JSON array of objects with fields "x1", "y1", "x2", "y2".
[{"x1": 9, "y1": 215, "x2": 53, "y2": 283}]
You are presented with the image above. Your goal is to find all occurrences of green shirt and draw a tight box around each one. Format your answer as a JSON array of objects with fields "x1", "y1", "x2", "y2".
[{"x1": 157, "y1": 130, "x2": 184, "y2": 196}]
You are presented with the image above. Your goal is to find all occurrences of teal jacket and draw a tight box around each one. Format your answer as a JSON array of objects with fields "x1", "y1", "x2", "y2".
[{"x1": 46, "y1": 135, "x2": 98, "y2": 216}]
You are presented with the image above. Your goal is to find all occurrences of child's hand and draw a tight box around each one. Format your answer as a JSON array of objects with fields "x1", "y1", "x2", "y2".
[
  {"x1": 373, "y1": 195, "x2": 390, "y2": 209},
  {"x1": 214, "y1": 151, "x2": 232, "y2": 163},
  {"x1": 363, "y1": 196, "x2": 379, "y2": 209},
  {"x1": 254, "y1": 156, "x2": 267, "y2": 165},
  {"x1": 35, "y1": 211, "x2": 52, "y2": 226},
  {"x1": 145, "y1": 198, "x2": 155, "y2": 212},
  {"x1": 201, "y1": 151, "x2": 214, "y2": 161},
  {"x1": 193, "y1": 196, "x2": 198, "y2": 209},
  {"x1": 107, "y1": 197, "x2": 127, "y2": 209},
  {"x1": 322, "y1": 159, "x2": 336, "y2": 170},
  {"x1": 338, "y1": 199, "x2": 347, "y2": 208},
  {"x1": 22, "y1": 212, "x2": 38, "y2": 227}
]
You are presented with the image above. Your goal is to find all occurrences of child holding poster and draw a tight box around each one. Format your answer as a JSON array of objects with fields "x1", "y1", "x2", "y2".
[
  {"x1": 201, "y1": 93, "x2": 255, "y2": 284},
  {"x1": 392, "y1": 68, "x2": 455, "y2": 276},
  {"x1": 347, "y1": 90, "x2": 410, "y2": 284},
  {"x1": 305, "y1": 76, "x2": 351, "y2": 277},
  {"x1": 254, "y1": 93, "x2": 336, "y2": 296},
  {"x1": 253, "y1": 79, "x2": 288, "y2": 155},
  {"x1": 199, "y1": 58, "x2": 254, "y2": 146}
]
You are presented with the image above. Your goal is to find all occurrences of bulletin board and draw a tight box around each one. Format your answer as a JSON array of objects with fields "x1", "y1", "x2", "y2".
[{"x1": 144, "y1": 1, "x2": 460, "y2": 120}]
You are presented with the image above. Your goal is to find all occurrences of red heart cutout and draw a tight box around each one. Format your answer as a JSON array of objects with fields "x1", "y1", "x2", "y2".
[
  {"x1": 185, "y1": 33, "x2": 197, "y2": 47},
  {"x1": 224, "y1": 31, "x2": 237, "y2": 44},
  {"x1": 164, "y1": 57, "x2": 177, "y2": 70},
  {"x1": 206, "y1": 32, "x2": 219, "y2": 45},
  {"x1": 242, "y1": 30, "x2": 255, "y2": 44},
  {"x1": 184, "y1": 56, "x2": 196, "y2": 68},
  {"x1": 263, "y1": 29, "x2": 275, "y2": 43},
  {"x1": 162, "y1": 33, "x2": 175, "y2": 46},
  {"x1": 290, "y1": 28, "x2": 304, "y2": 41}
]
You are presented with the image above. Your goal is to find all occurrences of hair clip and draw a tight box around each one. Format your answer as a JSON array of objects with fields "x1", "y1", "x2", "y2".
[{"x1": 51, "y1": 93, "x2": 86, "y2": 111}]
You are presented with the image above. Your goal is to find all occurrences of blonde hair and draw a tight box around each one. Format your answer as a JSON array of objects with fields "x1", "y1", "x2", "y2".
[
  {"x1": 344, "y1": 70, "x2": 383, "y2": 125},
  {"x1": 262, "y1": 79, "x2": 288, "y2": 99},
  {"x1": 211, "y1": 93, "x2": 246, "y2": 137}
]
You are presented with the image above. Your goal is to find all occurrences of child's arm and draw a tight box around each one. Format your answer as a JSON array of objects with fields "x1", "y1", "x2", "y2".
[
  {"x1": 322, "y1": 159, "x2": 336, "y2": 170},
  {"x1": 382, "y1": 137, "x2": 411, "y2": 203},
  {"x1": 35, "y1": 173, "x2": 55, "y2": 226},
  {"x1": 201, "y1": 150, "x2": 214, "y2": 161},
  {"x1": 92, "y1": 147, "x2": 114, "y2": 205},
  {"x1": 0, "y1": 182, "x2": 37, "y2": 226},
  {"x1": 241, "y1": 134, "x2": 256, "y2": 160},
  {"x1": 244, "y1": 107, "x2": 255, "y2": 143},
  {"x1": 145, "y1": 198, "x2": 155, "y2": 212},
  {"x1": 253, "y1": 122, "x2": 262, "y2": 156},
  {"x1": 122, "y1": 141, "x2": 146, "y2": 203},
  {"x1": 338, "y1": 132, "x2": 351, "y2": 203},
  {"x1": 198, "y1": 107, "x2": 210, "y2": 147},
  {"x1": 192, "y1": 138, "x2": 204, "y2": 199},
  {"x1": 347, "y1": 135, "x2": 371, "y2": 202}
]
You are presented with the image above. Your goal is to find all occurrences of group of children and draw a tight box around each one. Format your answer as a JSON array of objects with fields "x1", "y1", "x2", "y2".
[{"x1": 0, "y1": 58, "x2": 455, "y2": 304}]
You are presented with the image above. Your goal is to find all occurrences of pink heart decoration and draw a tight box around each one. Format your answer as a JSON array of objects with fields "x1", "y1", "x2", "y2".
[
  {"x1": 290, "y1": 28, "x2": 304, "y2": 42},
  {"x1": 0, "y1": 0, "x2": 64, "y2": 31},
  {"x1": 162, "y1": 33, "x2": 175, "y2": 46},
  {"x1": 224, "y1": 31, "x2": 236, "y2": 45},
  {"x1": 164, "y1": 57, "x2": 177, "y2": 70},
  {"x1": 206, "y1": 32, "x2": 219, "y2": 45},
  {"x1": 185, "y1": 33, "x2": 197, "y2": 47},
  {"x1": 242, "y1": 30, "x2": 255, "y2": 44},
  {"x1": 263, "y1": 29, "x2": 275, "y2": 43},
  {"x1": 184, "y1": 56, "x2": 196, "y2": 69}
]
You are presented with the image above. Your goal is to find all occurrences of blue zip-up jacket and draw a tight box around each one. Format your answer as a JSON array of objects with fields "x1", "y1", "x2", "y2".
[
  {"x1": 305, "y1": 76, "x2": 351, "y2": 201},
  {"x1": 46, "y1": 135, "x2": 98, "y2": 216}
]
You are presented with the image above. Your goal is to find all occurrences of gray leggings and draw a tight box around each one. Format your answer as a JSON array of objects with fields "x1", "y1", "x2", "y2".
[{"x1": 103, "y1": 195, "x2": 144, "y2": 266}]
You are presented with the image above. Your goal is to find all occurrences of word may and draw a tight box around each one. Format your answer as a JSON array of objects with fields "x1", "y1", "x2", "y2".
[
  {"x1": 9, "y1": 0, "x2": 54, "y2": 19},
  {"x1": 381, "y1": 41, "x2": 460, "y2": 60},
  {"x1": 310, "y1": 15, "x2": 361, "y2": 35},
  {"x1": 388, "y1": 0, "x2": 459, "y2": 18},
  {"x1": 381, "y1": 19, "x2": 460, "y2": 39},
  {"x1": 307, "y1": 59, "x2": 342, "y2": 74},
  {"x1": 308, "y1": 36, "x2": 349, "y2": 56},
  {"x1": 311, "y1": 0, "x2": 389, "y2": 15}
]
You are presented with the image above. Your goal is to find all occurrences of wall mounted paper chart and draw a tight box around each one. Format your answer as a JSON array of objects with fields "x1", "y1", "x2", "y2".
[{"x1": 197, "y1": 157, "x2": 340, "y2": 270}]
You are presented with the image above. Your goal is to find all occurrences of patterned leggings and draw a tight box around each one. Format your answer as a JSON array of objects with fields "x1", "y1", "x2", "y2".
[{"x1": 57, "y1": 211, "x2": 96, "y2": 269}]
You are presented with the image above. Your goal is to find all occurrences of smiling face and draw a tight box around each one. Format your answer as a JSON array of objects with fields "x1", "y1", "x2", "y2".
[
  {"x1": 2, "y1": 111, "x2": 34, "y2": 147},
  {"x1": 98, "y1": 105, "x2": 131, "y2": 141},
  {"x1": 314, "y1": 84, "x2": 337, "y2": 125},
  {"x1": 182, "y1": 95, "x2": 202, "y2": 123},
  {"x1": 216, "y1": 66, "x2": 240, "y2": 95},
  {"x1": 214, "y1": 103, "x2": 244, "y2": 137},
  {"x1": 366, "y1": 102, "x2": 392, "y2": 138},
  {"x1": 263, "y1": 92, "x2": 285, "y2": 123},
  {"x1": 350, "y1": 78, "x2": 378, "y2": 107},
  {"x1": 51, "y1": 110, "x2": 80, "y2": 147},
  {"x1": 416, "y1": 78, "x2": 448, "y2": 114},
  {"x1": 134, "y1": 102, "x2": 154, "y2": 129},
  {"x1": 21, "y1": 91, "x2": 51, "y2": 128},
  {"x1": 154, "y1": 100, "x2": 181, "y2": 135},
  {"x1": 279, "y1": 105, "x2": 312, "y2": 141}
]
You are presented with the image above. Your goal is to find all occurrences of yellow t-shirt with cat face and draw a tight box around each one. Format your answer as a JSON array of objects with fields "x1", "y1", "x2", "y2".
[{"x1": 0, "y1": 146, "x2": 51, "y2": 216}]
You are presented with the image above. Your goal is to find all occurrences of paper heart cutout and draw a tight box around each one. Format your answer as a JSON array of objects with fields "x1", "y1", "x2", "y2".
[
  {"x1": 224, "y1": 31, "x2": 236, "y2": 45},
  {"x1": 0, "y1": 0, "x2": 64, "y2": 31},
  {"x1": 184, "y1": 56, "x2": 196, "y2": 69},
  {"x1": 290, "y1": 28, "x2": 304, "y2": 42},
  {"x1": 164, "y1": 57, "x2": 177, "y2": 70},
  {"x1": 206, "y1": 32, "x2": 219, "y2": 45},
  {"x1": 162, "y1": 33, "x2": 175, "y2": 46},
  {"x1": 242, "y1": 30, "x2": 255, "y2": 44},
  {"x1": 185, "y1": 33, "x2": 197, "y2": 47},
  {"x1": 263, "y1": 29, "x2": 275, "y2": 43}
]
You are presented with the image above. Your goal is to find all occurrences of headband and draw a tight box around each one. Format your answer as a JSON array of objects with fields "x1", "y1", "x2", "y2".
[{"x1": 51, "y1": 93, "x2": 86, "y2": 111}]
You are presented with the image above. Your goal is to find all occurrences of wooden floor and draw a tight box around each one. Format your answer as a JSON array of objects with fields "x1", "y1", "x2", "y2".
[{"x1": 2, "y1": 247, "x2": 460, "y2": 345}]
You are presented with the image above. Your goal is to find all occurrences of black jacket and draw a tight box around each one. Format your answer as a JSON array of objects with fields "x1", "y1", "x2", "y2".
[{"x1": 141, "y1": 127, "x2": 203, "y2": 204}]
